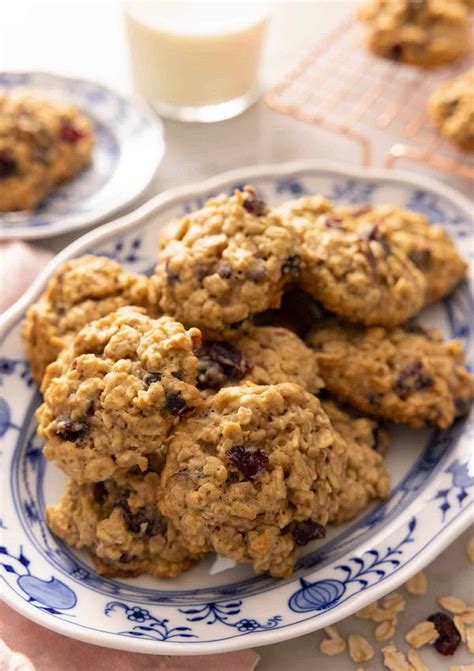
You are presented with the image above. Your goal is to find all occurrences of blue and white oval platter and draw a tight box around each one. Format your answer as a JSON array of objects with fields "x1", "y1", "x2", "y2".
[{"x1": 0, "y1": 161, "x2": 472, "y2": 654}]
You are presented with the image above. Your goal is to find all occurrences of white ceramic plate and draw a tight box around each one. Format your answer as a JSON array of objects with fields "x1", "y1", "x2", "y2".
[
  {"x1": 1, "y1": 161, "x2": 472, "y2": 655},
  {"x1": 0, "y1": 71, "x2": 165, "y2": 240}
]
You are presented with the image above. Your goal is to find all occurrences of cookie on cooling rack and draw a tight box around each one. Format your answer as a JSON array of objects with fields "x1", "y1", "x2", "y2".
[
  {"x1": 358, "y1": 0, "x2": 470, "y2": 67},
  {"x1": 428, "y1": 67, "x2": 474, "y2": 151}
]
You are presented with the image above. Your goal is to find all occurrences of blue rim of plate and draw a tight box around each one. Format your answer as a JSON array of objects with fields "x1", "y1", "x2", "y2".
[
  {"x1": 0, "y1": 71, "x2": 165, "y2": 240},
  {"x1": 0, "y1": 161, "x2": 472, "y2": 655}
]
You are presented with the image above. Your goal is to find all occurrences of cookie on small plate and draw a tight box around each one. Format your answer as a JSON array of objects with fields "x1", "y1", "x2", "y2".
[{"x1": 428, "y1": 67, "x2": 474, "y2": 151}]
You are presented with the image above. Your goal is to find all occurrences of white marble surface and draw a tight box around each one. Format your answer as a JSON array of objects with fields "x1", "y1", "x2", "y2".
[{"x1": 1, "y1": 2, "x2": 473, "y2": 668}]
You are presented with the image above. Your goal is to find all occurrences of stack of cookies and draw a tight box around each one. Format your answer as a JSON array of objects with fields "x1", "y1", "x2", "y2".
[{"x1": 22, "y1": 187, "x2": 473, "y2": 579}]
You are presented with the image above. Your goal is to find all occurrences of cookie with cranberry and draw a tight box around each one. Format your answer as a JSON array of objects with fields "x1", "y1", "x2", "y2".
[
  {"x1": 47, "y1": 473, "x2": 202, "y2": 578},
  {"x1": 428, "y1": 68, "x2": 474, "y2": 151},
  {"x1": 37, "y1": 307, "x2": 202, "y2": 483},
  {"x1": 22, "y1": 255, "x2": 159, "y2": 384},
  {"x1": 153, "y1": 187, "x2": 302, "y2": 338},
  {"x1": 160, "y1": 383, "x2": 346, "y2": 578},
  {"x1": 280, "y1": 197, "x2": 426, "y2": 327},
  {"x1": 197, "y1": 326, "x2": 323, "y2": 394},
  {"x1": 336, "y1": 204, "x2": 468, "y2": 304},
  {"x1": 0, "y1": 89, "x2": 93, "y2": 211},
  {"x1": 358, "y1": 0, "x2": 469, "y2": 67},
  {"x1": 322, "y1": 400, "x2": 390, "y2": 524},
  {"x1": 307, "y1": 319, "x2": 473, "y2": 428}
]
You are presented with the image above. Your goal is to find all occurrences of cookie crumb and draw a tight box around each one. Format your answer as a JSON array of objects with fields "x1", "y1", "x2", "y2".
[
  {"x1": 405, "y1": 571, "x2": 428, "y2": 596},
  {"x1": 439, "y1": 596, "x2": 468, "y2": 614},
  {"x1": 348, "y1": 634, "x2": 374, "y2": 662},
  {"x1": 376, "y1": 619, "x2": 397, "y2": 641},
  {"x1": 467, "y1": 535, "x2": 474, "y2": 564},
  {"x1": 407, "y1": 648, "x2": 428, "y2": 671},
  {"x1": 405, "y1": 620, "x2": 438, "y2": 648},
  {"x1": 382, "y1": 644, "x2": 413, "y2": 671}
]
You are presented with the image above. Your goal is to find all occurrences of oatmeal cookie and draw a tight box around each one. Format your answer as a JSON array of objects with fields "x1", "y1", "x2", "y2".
[
  {"x1": 37, "y1": 307, "x2": 202, "y2": 483},
  {"x1": 428, "y1": 68, "x2": 474, "y2": 151},
  {"x1": 196, "y1": 326, "x2": 323, "y2": 394},
  {"x1": 153, "y1": 187, "x2": 302, "y2": 338},
  {"x1": 336, "y1": 204, "x2": 468, "y2": 303},
  {"x1": 358, "y1": 0, "x2": 470, "y2": 67},
  {"x1": 22, "y1": 255, "x2": 159, "y2": 384},
  {"x1": 307, "y1": 319, "x2": 473, "y2": 428},
  {"x1": 0, "y1": 89, "x2": 93, "y2": 211},
  {"x1": 322, "y1": 400, "x2": 390, "y2": 524},
  {"x1": 47, "y1": 472, "x2": 201, "y2": 578},
  {"x1": 280, "y1": 198, "x2": 426, "y2": 327},
  {"x1": 160, "y1": 383, "x2": 346, "y2": 578}
]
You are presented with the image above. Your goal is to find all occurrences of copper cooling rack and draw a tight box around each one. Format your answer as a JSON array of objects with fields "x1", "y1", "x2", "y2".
[{"x1": 265, "y1": 15, "x2": 474, "y2": 179}]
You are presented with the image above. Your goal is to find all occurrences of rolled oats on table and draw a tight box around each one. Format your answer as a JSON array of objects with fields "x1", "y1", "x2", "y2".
[
  {"x1": 348, "y1": 634, "x2": 375, "y2": 663},
  {"x1": 375, "y1": 619, "x2": 397, "y2": 641},
  {"x1": 404, "y1": 620, "x2": 439, "y2": 649},
  {"x1": 382, "y1": 643, "x2": 414, "y2": 671},
  {"x1": 407, "y1": 648, "x2": 428, "y2": 671},
  {"x1": 438, "y1": 596, "x2": 470, "y2": 614},
  {"x1": 405, "y1": 571, "x2": 428, "y2": 596}
]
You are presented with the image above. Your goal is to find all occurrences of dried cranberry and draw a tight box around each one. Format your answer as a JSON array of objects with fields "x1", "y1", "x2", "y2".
[
  {"x1": 119, "y1": 552, "x2": 137, "y2": 563},
  {"x1": 0, "y1": 150, "x2": 18, "y2": 178},
  {"x1": 59, "y1": 120, "x2": 85, "y2": 143},
  {"x1": 367, "y1": 393, "x2": 381, "y2": 406},
  {"x1": 197, "y1": 341, "x2": 250, "y2": 389},
  {"x1": 226, "y1": 445, "x2": 269, "y2": 482},
  {"x1": 165, "y1": 260, "x2": 180, "y2": 287},
  {"x1": 281, "y1": 255, "x2": 302, "y2": 278},
  {"x1": 389, "y1": 43, "x2": 403, "y2": 60},
  {"x1": 395, "y1": 360, "x2": 433, "y2": 395},
  {"x1": 360, "y1": 223, "x2": 391, "y2": 256},
  {"x1": 408, "y1": 248, "x2": 432, "y2": 269},
  {"x1": 116, "y1": 492, "x2": 164, "y2": 537},
  {"x1": 144, "y1": 372, "x2": 162, "y2": 386},
  {"x1": 324, "y1": 215, "x2": 344, "y2": 229},
  {"x1": 85, "y1": 399, "x2": 95, "y2": 416},
  {"x1": 427, "y1": 612, "x2": 461, "y2": 656},
  {"x1": 218, "y1": 262, "x2": 233, "y2": 279},
  {"x1": 253, "y1": 288, "x2": 328, "y2": 338},
  {"x1": 53, "y1": 416, "x2": 88, "y2": 442},
  {"x1": 292, "y1": 520, "x2": 326, "y2": 546},
  {"x1": 93, "y1": 482, "x2": 108, "y2": 505},
  {"x1": 229, "y1": 320, "x2": 244, "y2": 331},
  {"x1": 191, "y1": 332, "x2": 202, "y2": 354},
  {"x1": 404, "y1": 322, "x2": 428, "y2": 335},
  {"x1": 165, "y1": 391, "x2": 189, "y2": 415},
  {"x1": 242, "y1": 187, "x2": 268, "y2": 216}
]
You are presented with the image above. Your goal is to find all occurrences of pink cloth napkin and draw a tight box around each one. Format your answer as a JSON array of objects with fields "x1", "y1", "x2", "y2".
[{"x1": 0, "y1": 242, "x2": 260, "y2": 671}]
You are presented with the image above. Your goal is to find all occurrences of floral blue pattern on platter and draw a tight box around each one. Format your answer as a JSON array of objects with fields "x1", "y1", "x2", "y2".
[
  {"x1": 0, "y1": 162, "x2": 472, "y2": 655},
  {"x1": 0, "y1": 71, "x2": 164, "y2": 240}
]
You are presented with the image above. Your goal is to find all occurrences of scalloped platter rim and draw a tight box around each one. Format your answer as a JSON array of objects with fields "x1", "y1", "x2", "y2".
[
  {"x1": 0, "y1": 71, "x2": 165, "y2": 240},
  {"x1": 0, "y1": 160, "x2": 472, "y2": 655}
]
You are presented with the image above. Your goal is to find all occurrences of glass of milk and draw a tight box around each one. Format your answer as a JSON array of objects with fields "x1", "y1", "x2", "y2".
[{"x1": 124, "y1": 1, "x2": 269, "y2": 122}]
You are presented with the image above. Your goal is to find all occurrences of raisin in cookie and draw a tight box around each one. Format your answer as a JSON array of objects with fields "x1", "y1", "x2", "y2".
[
  {"x1": 335, "y1": 204, "x2": 468, "y2": 304},
  {"x1": 307, "y1": 319, "x2": 473, "y2": 428},
  {"x1": 280, "y1": 198, "x2": 426, "y2": 327},
  {"x1": 428, "y1": 68, "x2": 474, "y2": 151},
  {"x1": 154, "y1": 188, "x2": 301, "y2": 338},
  {"x1": 197, "y1": 326, "x2": 323, "y2": 394},
  {"x1": 22, "y1": 255, "x2": 159, "y2": 384},
  {"x1": 0, "y1": 89, "x2": 93, "y2": 211},
  {"x1": 322, "y1": 400, "x2": 390, "y2": 524},
  {"x1": 37, "y1": 307, "x2": 202, "y2": 483},
  {"x1": 160, "y1": 383, "x2": 346, "y2": 578},
  {"x1": 47, "y1": 473, "x2": 201, "y2": 578},
  {"x1": 358, "y1": 0, "x2": 470, "y2": 67}
]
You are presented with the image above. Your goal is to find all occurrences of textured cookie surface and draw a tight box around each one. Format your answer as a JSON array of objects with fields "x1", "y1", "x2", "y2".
[
  {"x1": 335, "y1": 204, "x2": 468, "y2": 304},
  {"x1": 154, "y1": 188, "x2": 302, "y2": 338},
  {"x1": 280, "y1": 197, "x2": 426, "y2": 327},
  {"x1": 428, "y1": 67, "x2": 474, "y2": 150},
  {"x1": 22, "y1": 255, "x2": 159, "y2": 384},
  {"x1": 160, "y1": 383, "x2": 346, "y2": 577},
  {"x1": 0, "y1": 89, "x2": 93, "y2": 211},
  {"x1": 197, "y1": 326, "x2": 323, "y2": 394},
  {"x1": 358, "y1": 0, "x2": 469, "y2": 66},
  {"x1": 322, "y1": 400, "x2": 390, "y2": 524},
  {"x1": 47, "y1": 473, "x2": 200, "y2": 578},
  {"x1": 308, "y1": 319, "x2": 473, "y2": 428},
  {"x1": 37, "y1": 307, "x2": 202, "y2": 483}
]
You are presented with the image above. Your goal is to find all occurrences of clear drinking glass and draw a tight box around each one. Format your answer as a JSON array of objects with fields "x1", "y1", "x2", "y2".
[{"x1": 124, "y1": 1, "x2": 269, "y2": 122}]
